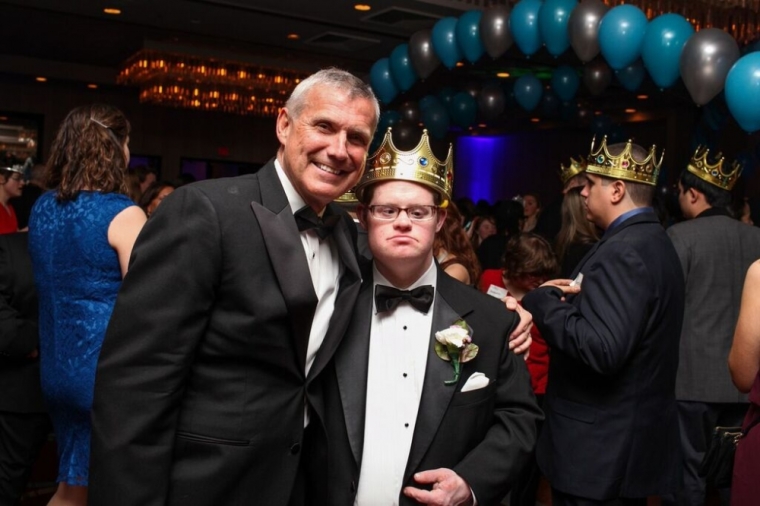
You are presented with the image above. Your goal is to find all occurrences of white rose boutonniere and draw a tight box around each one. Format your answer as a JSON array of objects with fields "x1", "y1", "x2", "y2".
[{"x1": 434, "y1": 319, "x2": 478, "y2": 385}]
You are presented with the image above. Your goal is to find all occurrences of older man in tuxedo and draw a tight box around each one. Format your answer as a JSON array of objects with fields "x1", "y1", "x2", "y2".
[
  {"x1": 523, "y1": 138, "x2": 685, "y2": 505},
  {"x1": 321, "y1": 129, "x2": 542, "y2": 506}
]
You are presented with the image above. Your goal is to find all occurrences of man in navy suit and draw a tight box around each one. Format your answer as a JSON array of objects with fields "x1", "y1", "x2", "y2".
[
  {"x1": 321, "y1": 129, "x2": 542, "y2": 506},
  {"x1": 523, "y1": 138, "x2": 685, "y2": 505}
]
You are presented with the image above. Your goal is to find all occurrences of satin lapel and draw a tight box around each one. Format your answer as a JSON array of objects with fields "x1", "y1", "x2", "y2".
[
  {"x1": 334, "y1": 276, "x2": 373, "y2": 466},
  {"x1": 404, "y1": 272, "x2": 474, "y2": 479},
  {"x1": 308, "y1": 207, "x2": 362, "y2": 382},
  {"x1": 251, "y1": 162, "x2": 317, "y2": 372}
]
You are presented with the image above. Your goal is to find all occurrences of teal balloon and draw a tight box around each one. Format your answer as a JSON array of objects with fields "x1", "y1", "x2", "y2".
[
  {"x1": 370, "y1": 58, "x2": 398, "y2": 103},
  {"x1": 510, "y1": 0, "x2": 544, "y2": 57},
  {"x1": 539, "y1": 0, "x2": 578, "y2": 57},
  {"x1": 551, "y1": 65, "x2": 580, "y2": 102},
  {"x1": 456, "y1": 10, "x2": 485, "y2": 63},
  {"x1": 598, "y1": 4, "x2": 649, "y2": 70},
  {"x1": 378, "y1": 110, "x2": 401, "y2": 132},
  {"x1": 725, "y1": 52, "x2": 760, "y2": 133},
  {"x1": 514, "y1": 74, "x2": 543, "y2": 111},
  {"x1": 450, "y1": 92, "x2": 477, "y2": 128},
  {"x1": 432, "y1": 17, "x2": 463, "y2": 69},
  {"x1": 438, "y1": 87, "x2": 457, "y2": 107},
  {"x1": 419, "y1": 95, "x2": 442, "y2": 112},
  {"x1": 421, "y1": 101, "x2": 451, "y2": 139},
  {"x1": 641, "y1": 14, "x2": 694, "y2": 89},
  {"x1": 389, "y1": 44, "x2": 418, "y2": 92},
  {"x1": 616, "y1": 60, "x2": 646, "y2": 92}
]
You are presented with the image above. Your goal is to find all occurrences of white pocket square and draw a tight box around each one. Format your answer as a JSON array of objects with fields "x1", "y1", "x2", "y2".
[{"x1": 460, "y1": 372, "x2": 490, "y2": 392}]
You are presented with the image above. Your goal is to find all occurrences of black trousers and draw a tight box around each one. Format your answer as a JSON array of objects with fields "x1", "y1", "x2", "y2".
[
  {"x1": 552, "y1": 489, "x2": 646, "y2": 506},
  {"x1": 0, "y1": 411, "x2": 51, "y2": 506}
]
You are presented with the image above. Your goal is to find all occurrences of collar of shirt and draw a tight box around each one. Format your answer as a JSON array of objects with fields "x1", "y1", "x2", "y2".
[
  {"x1": 695, "y1": 206, "x2": 731, "y2": 220},
  {"x1": 372, "y1": 259, "x2": 437, "y2": 313},
  {"x1": 605, "y1": 206, "x2": 653, "y2": 237},
  {"x1": 274, "y1": 158, "x2": 324, "y2": 217}
]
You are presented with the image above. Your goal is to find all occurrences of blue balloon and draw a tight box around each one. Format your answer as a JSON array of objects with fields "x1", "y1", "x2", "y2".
[
  {"x1": 510, "y1": 0, "x2": 544, "y2": 57},
  {"x1": 725, "y1": 52, "x2": 760, "y2": 133},
  {"x1": 616, "y1": 60, "x2": 646, "y2": 92},
  {"x1": 438, "y1": 87, "x2": 457, "y2": 107},
  {"x1": 370, "y1": 58, "x2": 399, "y2": 104},
  {"x1": 389, "y1": 44, "x2": 418, "y2": 92},
  {"x1": 598, "y1": 4, "x2": 649, "y2": 70},
  {"x1": 641, "y1": 14, "x2": 694, "y2": 89},
  {"x1": 421, "y1": 101, "x2": 451, "y2": 139},
  {"x1": 419, "y1": 94, "x2": 442, "y2": 112},
  {"x1": 456, "y1": 10, "x2": 485, "y2": 63},
  {"x1": 551, "y1": 65, "x2": 580, "y2": 102},
  {"x1": 514, "y1": 74, "x2": 543, "y2": 111},
  {"x1": 431, "y1": 17, "x2": 463, "y2": 69},
  {"x1": 450, "y1": 92, "x2": 477, "y2": 128},
  {"x1": 538, "y1": 0, "x2": 578, "y2": 57}
]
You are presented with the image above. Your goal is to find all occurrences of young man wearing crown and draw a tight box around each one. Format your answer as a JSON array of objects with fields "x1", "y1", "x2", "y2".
[
  {"x1": 522, "y1": 138, "x2": 686, "y2": 506},
  {"x1": 662, "y1": 148, "x2": 760, "y2": 506},
  {"x1": 317, "y1": 128, "x2": 542, "y2": 506}
]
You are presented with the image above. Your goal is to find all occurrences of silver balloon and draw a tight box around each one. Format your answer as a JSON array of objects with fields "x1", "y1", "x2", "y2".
[
  {"x1": 409, "y1": 30, "x2": 441, "y2": 80},
  {"x1": 399, "y1": 101, "x2": 420, "y2": 123},
  {"x1": 679, "y1": 28, "x2": 740, "y2": 106},
  {"x1": 478, "y1": 84, "x2": 506, "y2": 120},
  {"x1": 568, "y1": 0, "x2": 609, "y2": 63},
  {"x1": 584, "y1": 58, "x2": 612, "y2": 96},
  {"x1": 479, "y1": 5, "x2": 513, "y2": 59}
]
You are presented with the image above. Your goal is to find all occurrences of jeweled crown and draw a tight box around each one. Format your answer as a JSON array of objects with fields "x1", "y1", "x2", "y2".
[
  {"x1": 687, "y1": 145, "x2": 742, "y2": 191},
  {"x1": 559, "y1": 156, "x2": 587, "y2": 185},
  {"x1": 356, "y1": 127, "x2": 454, "y2": 206},
  {"x1": 585, "y1": 136, "x2": 663, "y2": 186}
]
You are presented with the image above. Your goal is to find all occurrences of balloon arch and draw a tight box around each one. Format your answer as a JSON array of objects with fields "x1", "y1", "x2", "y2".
[{"x1": 368, "y1": 0, "x2": 760, "y2": 144}]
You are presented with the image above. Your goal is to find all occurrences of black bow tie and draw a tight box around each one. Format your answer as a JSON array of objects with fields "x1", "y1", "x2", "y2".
[
  {"x1": 375, "y1": 284, "x2": 435, "y2": 314},
  {"x1": 294, "y1": 206, "x2": 339, "y2": 240}
]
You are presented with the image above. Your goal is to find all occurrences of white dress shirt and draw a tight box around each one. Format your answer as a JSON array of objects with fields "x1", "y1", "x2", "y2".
[
  {"x1": 355, "y1": 261, "x2": 437, "y2": 506},
  {"x1": 275, "y1": 160, "x2": 341, "y2": 425}
]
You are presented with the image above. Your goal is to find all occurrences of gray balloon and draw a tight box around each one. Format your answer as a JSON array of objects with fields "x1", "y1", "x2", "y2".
[
  {"x1": 479, "y1": 5, "x2": 513, "y2": 59},
  {"x1": 584, "y1": 58, "x2": 612, "y2": 96},
  {"x1": 679, "y1": 28, "x2": 740, "y2": 106},
  {"x1": 568, "y1": 0, "x2": 609, "y2": 63},
  {"x1": 478, "y1": 84, "x2": 506, "y2": 120},
  {"x1": 409, "y1": 30, "x2": 441, "y2": 80},
  {"x1": 399, "y1": 101, "x2": 420, "y2": 123}
]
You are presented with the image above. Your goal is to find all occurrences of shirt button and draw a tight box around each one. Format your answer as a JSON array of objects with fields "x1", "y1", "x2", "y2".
[
  {"x1": 405, "y1": 423, "x2": 409, "y2": 428},
  {"x1": 403, "y1": 373, "x2": 407, "y2": 377}
]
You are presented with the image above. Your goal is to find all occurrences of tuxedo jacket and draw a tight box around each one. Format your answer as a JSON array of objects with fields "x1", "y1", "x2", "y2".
[
  {"x1": 523, "y1": 210, "x2": 685, "y2": 500},
  {"x1": 0, "y1": 232, "x2": 45, "y2": 413},
  {"x1": 89, "y1": 161, "x2": 361, "y2": 506},
  {"x1": 320, "y1": 265, "x2": 542, "y2": 506},
  {"x1": 667, "y1": 211, "x2": 760, "y2": 403}
]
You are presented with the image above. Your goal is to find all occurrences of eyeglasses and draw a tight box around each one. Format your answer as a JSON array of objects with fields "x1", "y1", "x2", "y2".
[
  {"x1": 7, "y1": 174, "x2": 24, "y2": 183},
  {"x1": 367, "y1": 205, "x2": 439, "y2": 221}
]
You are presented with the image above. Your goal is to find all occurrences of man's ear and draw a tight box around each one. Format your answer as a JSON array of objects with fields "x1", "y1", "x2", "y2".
[
  {"x1": 688, "y1": 187, "x2": 701, "y2": 205},
  {"x1": 275, "y1": 108, "x2": 291, "y2": 146},
  {"x1": 357, "y1": 204, "x2": 369, "y2": 230},
  {"x1": 610, "y1": 180, "x2": 626, "y2": 204},
  {"x1": 435, "y1": 208, "x2": 447, "y2": 233}
]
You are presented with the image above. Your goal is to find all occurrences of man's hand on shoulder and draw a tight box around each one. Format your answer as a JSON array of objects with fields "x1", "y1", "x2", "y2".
[
  {"x1": 403, "y1": 468, "x2": 475, "y2": 506},
  {"x1": 504, "y1": 296, "x2": 532, "y2": 355}
]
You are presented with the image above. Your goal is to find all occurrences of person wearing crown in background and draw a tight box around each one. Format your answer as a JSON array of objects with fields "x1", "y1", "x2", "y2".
[
  {"x1": 521, "y1": 137, "x2": 686, "y2": 506},
  {"x1": 532, "y1": 155, "x2": 588, "y2": 243},
  {"x1": 663, "y1": 148, "x2": 760, "y2": 506},
  {"x1": 318, "y1": 128, "x2": 542, "y2": 506}
]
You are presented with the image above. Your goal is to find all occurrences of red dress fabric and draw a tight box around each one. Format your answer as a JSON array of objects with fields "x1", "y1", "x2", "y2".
[
  {"x1": 0, "y1": 204, "x2": 18, "y2": 234},
  {"x1": 478, "y1": 269, "x2": 549, "y2": 394},
  {"x1": 731, "y1": 371, "x2": 760, "y2": 505}
]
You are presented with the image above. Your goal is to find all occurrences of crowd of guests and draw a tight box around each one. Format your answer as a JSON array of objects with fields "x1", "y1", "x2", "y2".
[{"x1": 1, "y1": 65, "x2": 760, "y2": 506}]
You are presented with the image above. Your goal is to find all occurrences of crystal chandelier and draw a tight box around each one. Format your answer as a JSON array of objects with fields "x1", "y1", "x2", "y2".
[{"x1": 118, "y1": 48, "x2": 309, "y2": 116}]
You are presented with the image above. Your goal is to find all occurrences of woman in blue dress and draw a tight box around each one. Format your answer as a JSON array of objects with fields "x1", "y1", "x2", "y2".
[{"x1": 29, "y1": 104, "x2": 146, "y2": 506}]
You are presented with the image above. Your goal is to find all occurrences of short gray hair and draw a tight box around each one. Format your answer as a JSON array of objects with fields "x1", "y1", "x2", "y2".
[{"x1": 286, "y1": 67, "x2": 380, "y2": 130}]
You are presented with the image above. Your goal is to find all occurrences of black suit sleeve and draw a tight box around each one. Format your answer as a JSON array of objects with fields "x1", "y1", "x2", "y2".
[
  {"x1": 90, "y1": 186, "x2": 222, "y2": 506},
  {"x1": 523, "y1": 240, "x2": 652, "y2": 375},
  {"x1": 0, "y1": 238, "x2": 38, "y2": 358}
]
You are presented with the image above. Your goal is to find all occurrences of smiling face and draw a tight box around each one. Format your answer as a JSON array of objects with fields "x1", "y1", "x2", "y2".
[
  {"x1": 359, "y1": 180, "x2": 446, "y2": 285},
  {"x1": 276, "y1": 83, "x2": 376, "y2": 212}
]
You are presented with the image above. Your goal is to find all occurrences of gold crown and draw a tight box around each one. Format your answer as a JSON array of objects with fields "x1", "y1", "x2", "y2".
[
  {"x1": 687, "y1": 145, "x2": 742, "y2": 191},
  {"x1": 585, "y1": 136, "x2": 663, "y2": 186},
  {"x1": 356, "y1": 127, "x2": 454, "y2": 206},
  {"x1": 335, "y1": 185, "x2": 358, "y2": 203},
  {"x1": 559, "y1": 156, "x2": 587, "y2": 184}
]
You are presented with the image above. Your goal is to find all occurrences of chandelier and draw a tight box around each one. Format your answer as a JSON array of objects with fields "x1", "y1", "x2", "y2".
[{"x1": 118, "y1": 49, "x2": 310, "y2": 116}]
